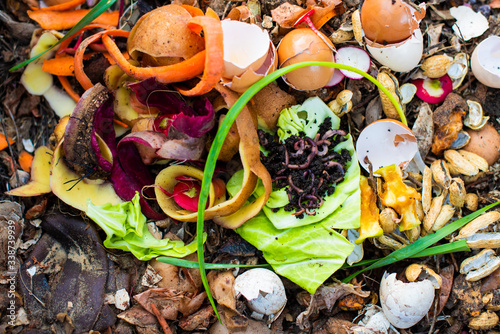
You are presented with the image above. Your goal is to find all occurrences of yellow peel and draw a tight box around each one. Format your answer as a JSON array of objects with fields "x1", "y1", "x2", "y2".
[
  {"x1": 50, "y1": 140, "x2": 123, "y2": 212},
  {"x1": 5, "y1": 146, "x2": 53, "y2": 197}
]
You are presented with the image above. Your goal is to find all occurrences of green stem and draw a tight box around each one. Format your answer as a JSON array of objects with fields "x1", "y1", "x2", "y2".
[{"x1": 197, "y1": 61, "x2": 406, "y2": 320}]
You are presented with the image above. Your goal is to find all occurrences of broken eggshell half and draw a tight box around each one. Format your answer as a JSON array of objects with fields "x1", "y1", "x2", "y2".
[
  {"x1": 360, "y1": 0, "x2": 426, "y2": 72},
  {"x1": 220, "y1": 20, "x2": 278, "y2": 93},
  {"x1": 380, "y1": 272, "x2": 435, "y2": 329},
  {"x1": 233, "y1": 268, "x2": 287, "y2": 323},
  {"x1": 356, "y1": 119, "x2": 418, "y2": 174},
  {"x1": 277, "y1": 28, "x2": 335, "y2": 91},
  {"x1": 471, "y1": 36, "x2": 500, "y2": 89}
]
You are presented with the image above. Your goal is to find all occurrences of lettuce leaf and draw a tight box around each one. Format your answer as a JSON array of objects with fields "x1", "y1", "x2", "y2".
[
  {"x1": 236, "y1": 211, "x2": 354, "y2": 294},
  {"x1": 86, "y1": 193, "x2": 203, "y2": 260},
  {"x1": 228, "y1": 97, "x2": 361, "y2": 293}
]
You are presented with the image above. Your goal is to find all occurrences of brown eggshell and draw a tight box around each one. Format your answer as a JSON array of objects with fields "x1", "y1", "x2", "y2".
[
  {"x1": 360, "y1": 0, "x2": 425, "y2": 44},
  {"x1": 463, "y1": 124, "x2": 500, "y2": 166},
  {"x1": 277, "y1": 28, "x2": 335, "y2": 91},
  {"x1": 127, "y1": 5, "x2": 205, "y2": 65}
]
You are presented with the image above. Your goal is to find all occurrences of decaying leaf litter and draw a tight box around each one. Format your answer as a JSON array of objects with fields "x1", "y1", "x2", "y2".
[{"x1": 1, "y1": 0, "x2": 500, "y2": 332}]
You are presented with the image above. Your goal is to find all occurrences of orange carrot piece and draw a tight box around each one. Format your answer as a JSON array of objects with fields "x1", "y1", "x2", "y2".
[
  {"x1": 43, "y1": 56, "x2": 75, "y2": 76},
  {"x1": 33, "y1": 0, "x2": 85, "y2": 11},
  {"x1": 180, "y1": 5, "x2": 204, "y2": 17},
  {"x1": 27, "y1": 9, "x2": 119, "y2": 30},
  {"x1": 74, "y1": 31, "x2": 109, "y2": 90},
  {"x1": 0, "y1": 133, "x2": 15, "y2": 151},
  {"x1": 204, "y1": 7, "x2": 220, "y2": 20},
  {"x1": 176, "y1": 16, "x2": 223, "y2": 96},
  {"x1": 18, "y1": 151, "x2": 34, "y2": 173},
  {"x1": 58, "y1": 76, "x2": 80, "y2": 102},
  {"x1": 101, "y1": 30, "x2": 206, "y2": 83}
]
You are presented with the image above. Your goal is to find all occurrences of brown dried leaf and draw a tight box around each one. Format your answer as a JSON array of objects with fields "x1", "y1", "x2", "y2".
[
  {"x1": 270, "y1": 0, "x2": 343, "y2": 29},
  {"x1": 429, "y1": 265, "x2": 454, "y2": 318},
  {"x1": 117, "y1": 305, "x2": 158, "y2": 327},
  {"x1": 412, "y1": 102, "x2": 434, "y2": 159},
  {"x1": 250, "y1": 82, "x2": 297, "y2": 131},
  {"x1": 133, "y1": 288, "x2": 207, "y2": 320},
  {"x1": 178, "y1": 305, "x2": 214, "y2": 331},
  {"x1": 207, "y1": 270, "x2": 236, "y2": 310}
]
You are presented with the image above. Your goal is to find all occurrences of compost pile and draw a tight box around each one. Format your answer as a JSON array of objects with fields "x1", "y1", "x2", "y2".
[{"x1": 1, "y1": 0, "x2": 500, "y2": 333}]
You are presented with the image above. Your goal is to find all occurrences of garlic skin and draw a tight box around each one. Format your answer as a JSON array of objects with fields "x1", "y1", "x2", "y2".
[
  {"x1": 234, "y1": 269, "x2": 287, "y2": 321},
  {"x1": 380, "y1": 272, "x2": 435, "y2": 329}
]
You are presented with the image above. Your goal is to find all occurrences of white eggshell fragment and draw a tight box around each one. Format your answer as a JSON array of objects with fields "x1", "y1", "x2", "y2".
[
  {"x1": 365, "y1": 29, "x2": 423, "y2": 73},
  {"x1": 234, "y1": 268, "x2": 287, "y2": 319},
  {"x1": 356, "y1": 119, "x2": 419, "y2": 174},
  {"x1": 221, "y1": 20, "x2": 271, "y2": 79},
  {"x1": 471, "y1": 36, "x2": 500, "y2": 89},
  {"x1": 380, "y1": 272, "x2": 435, "y2": 329},
  {"x1": 450, "y1": 6, "x2": 489, "y2": 42}
]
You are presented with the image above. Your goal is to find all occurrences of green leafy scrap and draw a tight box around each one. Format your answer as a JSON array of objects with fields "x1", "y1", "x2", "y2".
[{"x1": 86, "y1": 193, "x2": 204, "y2": 261}]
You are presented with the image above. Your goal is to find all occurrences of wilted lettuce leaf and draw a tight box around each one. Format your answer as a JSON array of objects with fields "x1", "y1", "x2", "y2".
[
  {"x1": 236, "y1": 212, "x2": 355, "y2": 294},
  {"x1": 86, "y1": 193, "x2": 203, "y2": 260}
]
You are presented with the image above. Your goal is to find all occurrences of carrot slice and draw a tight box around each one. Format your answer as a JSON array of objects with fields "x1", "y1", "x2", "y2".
[
  {"x1": 58, "y1": 76, "x2": 80, "y2": 102},
  {"x1": 204, "y1": 7, "x2": 220, "y2": 20},
  {"x1": 0, "y1": 133, "x2": 15, "y2": 151},
  {"x1": 101, "y1": 31, "x2": 206, "y2": 83},
  {"x1": 180, "y1": 5, "x2": 204, "y2": 17},
  {"x1": 43, "y1": 56, "x2": 75, "y2": 76},
  {"x1": 32, "y1": 0, "x2": 85, "y2": 11},
  {"x1": 19, "y1": 151, "x2": 34, "y2": 173},
  {"x1": 74, "y1": 31, "x2": 108, "y2": 90},
  {"x1": 27, "y1": 9, "x2": 119, "y2": 30},
  {"x1": 176, "y1": 15, "x2": 223, "y2": 96}
]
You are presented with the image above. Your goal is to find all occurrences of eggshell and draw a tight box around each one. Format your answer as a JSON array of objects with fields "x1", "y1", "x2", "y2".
[
  {"x1": 234, "y1": 268, "x2": 287, "y2": 317},
  {"x1": 356, "y1": 119, "x2": 418, "y2": 174},
  {"x1": 463, "y1": 124, "x2": 500, "y2": 166},
  {"x1": 360, "y1": 0, "x2": 425, "y2": 44},
  {"x1": 471, "y1": 36, "x2": 500, "y2": 89},
  {"x1": 277, "y1": 28, "x2": 335, "y2": 91},
  {"x1": 221, "y1": 20, "x2": 271, "y2": 79},
  {"x1": 380, "y1": 272, "x2": 435, "y2": 329},
  {"x1": 365, "y1": 29, "x2": 424, "y2": 73}
]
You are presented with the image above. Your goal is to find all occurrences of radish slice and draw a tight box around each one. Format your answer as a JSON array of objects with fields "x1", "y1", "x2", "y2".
[
  {"x1": 334, "y1": 46, "x2": 371, "y2": 80},
  {"x1": 356, "y1": 119, "x2": 418, "y2": 174},
  {"x1": 324, "y1": 69, "x2": 345, "y2": 87}
]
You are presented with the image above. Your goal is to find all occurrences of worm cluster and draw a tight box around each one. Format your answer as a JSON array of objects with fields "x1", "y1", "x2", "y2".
[{"x1": 258, "y1": 118, "x2": 351, "y2": 219}]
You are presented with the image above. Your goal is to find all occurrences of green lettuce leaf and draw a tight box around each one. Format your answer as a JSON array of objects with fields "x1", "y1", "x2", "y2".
[
  {"x1": 228, "y1": 97, "x2": 361, "y2": 293},
  {"x1": 236, "y1": 212, "x2": 354, "y2": 294},
  {"x1": 86, "y1": 193, "x2": 204, "y2": 260},
  {"x1": 277, "y1": 96, "x2": 341, "y2": 141}
]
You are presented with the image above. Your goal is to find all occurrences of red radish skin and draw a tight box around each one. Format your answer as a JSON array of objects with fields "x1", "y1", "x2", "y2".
[
  {"x1": 173, "y1": 180, "x2": 202, "y2": 211},
  {"x1": 412, "y1": 74, "x2": 453, "y2": 104}
]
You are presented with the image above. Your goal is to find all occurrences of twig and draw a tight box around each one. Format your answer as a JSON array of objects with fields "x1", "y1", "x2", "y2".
[{"x1": 150, "y1": 303, "x2": 173, "y2": 334}]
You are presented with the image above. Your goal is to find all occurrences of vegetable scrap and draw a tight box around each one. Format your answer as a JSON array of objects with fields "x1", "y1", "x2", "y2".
[{"x1": 2, "y1": 0, "x2": 500, "y2": 333}]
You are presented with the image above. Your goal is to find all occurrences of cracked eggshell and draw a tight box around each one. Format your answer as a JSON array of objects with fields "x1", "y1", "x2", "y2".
[
  {"x1": 221, "y1": 20, "x2": 271, "y2": 79},
  {"x1": 234, "y1": 268, "x2": 287, "y2": 319},
  {"x1": 277, "y1": 28, "x2": 335, "y2": 91},
  {"x1": 365, "y1": 29, "x2": 424, "y2": 73},
  {"x1": 471, "y1": 36, "x2": 500, "y2": 89},
  {"x1": 356, "y1": 119, "x2": 418, "y2": 174},
  {"x1": 380, "y1": 272, "x2": 435, "y2": 329}
]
